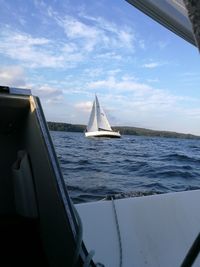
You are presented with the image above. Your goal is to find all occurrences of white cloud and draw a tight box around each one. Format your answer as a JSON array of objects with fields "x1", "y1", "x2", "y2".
[
  {"x1": 147, "y1": 78, "x2": 159, "y2": 83},
  {"x1": 139, "y1": 40, "x2": 146, "y2": 50},
  {"x1": 32, "y1": 84, "x2": 64, "y2": 104},
  {"x1": 118, "y1": 30, "x2": 134, "y2": 49},
  {"x1": 0, "y1": 29, "x2": 83, "y2": 68},
  {"x1": 158, "y1": 41, "x2": 169, "y2": 49},
  {"x1": 53, "y1": 11, "x2": 135, "y2": 53},
  {"x1": 142, "y1": 62, "x2": 163, "y2": 68},
  {"x1": 86, "y1": 76, "x2": 188, "y2": 115},
  {"x1": 183, "y1": 108, "x2": 200, "y2": 119},
  {"x1": 179, "y1": 72, "x2": 200, "y2": 83},
  {"x1": 181, "y1": 72, "x2": 199, "y2": 77},
  {"x1": 87, "y1": 76, "x2": 152, "y2": 93},
  {"x1": 12, "y1": 33, "x2": 50, "y2": 46},
  {"x1": 0, "y1": 7, "x2": 136, "y2": 71},
  {"x1": 78, "y1": 13, "x2": 135, "y2": 48},
  {"x1": 84, "y1": 68, "x2": 103, "y2": 78},
  {"x1": 61, "y1": 16, "x2": 98, "y2": 40},
  {"x1": 0, "y1": 66, "x2": 26, "y2": 87},
  {"x1": 95, "y1": 52, "x2": 122, "y2": 60},
  {"x1": 0, "y1": 65, "x2": 64, "y2": 105},
  {"x1": 74, "y1": 101, "x2": 92, "y2": 112},
  {"x1": 100, "y1": 93, "x2": 200, "y2": 134},
  {"x1": 107, "y1": 69, "x2": 121, "y2": 76},
  {"x1": 46, "y1": 94, "x2": 64, "y2": 104},
  {"x1": 83, "y1": 75, "x2": 200, "y2": 134},
  {"x1": 18, "y1": 17, "x2": 27, "y2": 26}
]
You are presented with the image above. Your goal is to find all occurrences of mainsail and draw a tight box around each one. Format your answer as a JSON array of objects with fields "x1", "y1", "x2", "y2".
[
  {"x1": 86, "y1": 99, "x2": 98, "y2": 132},
  {"x1": 86, "y1": 96, "x2": 112, "y2": 132},
  {"x1": 95, "y1": 96, "x2": 112, "y2": 131}
]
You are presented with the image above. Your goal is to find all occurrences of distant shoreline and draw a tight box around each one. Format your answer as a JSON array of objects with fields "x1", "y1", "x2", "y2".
[{"x1": 47, "y1": 121, "x2": 200, "y2": 140}]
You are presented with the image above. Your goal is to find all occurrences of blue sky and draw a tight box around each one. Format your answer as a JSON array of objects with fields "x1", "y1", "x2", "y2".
[{"x1": 0, "y1": 0, "x2": 200, "y2": 135}]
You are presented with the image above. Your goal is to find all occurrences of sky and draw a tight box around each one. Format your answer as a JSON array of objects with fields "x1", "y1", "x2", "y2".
[{"x1": 0, "y1": 0, "x2": 200, "y2": 135}]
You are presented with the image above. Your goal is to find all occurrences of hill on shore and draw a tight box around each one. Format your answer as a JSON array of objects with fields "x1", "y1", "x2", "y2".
[{"x1": 47, "y1": 121, "x2": 200, "y2": 139}]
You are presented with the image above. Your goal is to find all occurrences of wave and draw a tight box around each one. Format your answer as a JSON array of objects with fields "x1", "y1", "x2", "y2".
[
  {"x1": 161, "y1": 153, "x2": 199, "y2": 163},
  {"x1": 51, "y1": 131, "x2": 200, "y2": 204},
  {"x1": 155, "y1": 170, "x2": 197, "y2": 179}
]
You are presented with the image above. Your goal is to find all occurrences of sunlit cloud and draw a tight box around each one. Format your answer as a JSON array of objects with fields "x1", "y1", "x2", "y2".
[
  {"x1": 142, "y1": 62, "x2": 163, "y2": 68},
  {"x1": 0, "y1": 29, "x2": 83, "y2": 68},
  {"x1": 0, "y1": 66, "x2": 26, "y2": 87},
  {"x1": 179, "y1": 72, "x2": 200, "y2": 80},
  {"x1": 83, "y1": 68, "x2": 104, "y2": 78},
  {"x1": 95, "y1": 52, "x2": 122, "y2": 60},
  {"x1": 139, "y1": 39, "x2": 146, "y2": 49},
  {"x1": 0, "y1": 66, "x2": 64, "y2": 104},
  {"x1": 107, "y1": 69, "x2": 122, "y2": 76},
  {"x1": 185, "y1": 108, "x2": 200, "y2": 119},
  {"x1": 76, "y1": 13, "x2": 135, "y2": 49},
  {"x1": 74, "y1": 101, "x2": 92, "y2": 112},
  {"x1": 50, "y1": 10, "x2": 135, "y2": 52},
  {"x1": 87, "y1": 76, "x2": 152, "y2": 93},
  {"x1": 158, "y1": 40, "x2": 169, "y2": 49},
  {"x1": 86, "y1": 76, "x2": 189, "y2": 115},
  {"x1": 147, "y1": 78, "x2": 159, "y2": 83},
  {"x1": 31, "y1": 84, "x2": 64, "y2": 103}
]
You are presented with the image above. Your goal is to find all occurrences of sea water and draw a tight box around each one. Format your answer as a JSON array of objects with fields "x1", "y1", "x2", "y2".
[{"x1": 51, "y1": 131, "x2": 200, "y2": 203}]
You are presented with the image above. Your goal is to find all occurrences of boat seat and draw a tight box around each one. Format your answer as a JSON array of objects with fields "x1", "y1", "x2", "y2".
[{"x1": 12, "y1": 150, "x2": 38, "y2": 218}]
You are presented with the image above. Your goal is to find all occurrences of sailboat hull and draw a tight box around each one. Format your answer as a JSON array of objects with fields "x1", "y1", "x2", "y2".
[{"x1": 85, "y1": 130, "x2": 121, "y2": 138}]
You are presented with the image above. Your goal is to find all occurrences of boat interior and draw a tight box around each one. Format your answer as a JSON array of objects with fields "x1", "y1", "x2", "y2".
[{"x1": 0, "y1": 91, "x2": 79, "y2": 266}]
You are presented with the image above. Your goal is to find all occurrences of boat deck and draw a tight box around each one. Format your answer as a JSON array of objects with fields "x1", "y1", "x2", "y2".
[{"x1": 76, "y1": 190, "x2": 200, "y2": 267}]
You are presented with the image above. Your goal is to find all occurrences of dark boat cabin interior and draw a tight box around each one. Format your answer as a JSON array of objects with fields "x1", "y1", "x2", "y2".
[{"x1": 0, "y1": 90, "x2": 79, "y2": 266}]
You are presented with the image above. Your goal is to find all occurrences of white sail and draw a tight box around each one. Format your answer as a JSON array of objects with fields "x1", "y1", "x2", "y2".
[
  {"x1": 95, "y1": 96, "x2": 112, "y2": 131},
  {"x1": 85, "y1": 95, "x2": 121, "y2": 138},
  {"x1": 86, "y1": 99, "x2": 98, "y2": 132}
]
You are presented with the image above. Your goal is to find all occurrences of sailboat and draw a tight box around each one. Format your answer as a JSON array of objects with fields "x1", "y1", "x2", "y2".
[
  {"x1": 1, "y1": 1, "x2": 200, "y2": 267},
  {"x1": 85, "y1": 95, "x2": 121, "y2": 138}
]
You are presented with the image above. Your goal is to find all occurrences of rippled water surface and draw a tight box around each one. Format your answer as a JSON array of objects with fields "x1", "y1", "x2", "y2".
[{"x1": 51, "y1": 131, "x2": 200, "y2": 203}]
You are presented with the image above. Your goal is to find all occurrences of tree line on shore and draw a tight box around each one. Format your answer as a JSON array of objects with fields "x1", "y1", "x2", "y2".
[{"x1": 47, "y1": 121, "x2": 200, "y2": 139}]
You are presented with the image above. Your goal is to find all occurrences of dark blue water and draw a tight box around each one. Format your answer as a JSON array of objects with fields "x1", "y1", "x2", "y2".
[{"x1": 51, "y1": 131, "x2": 200, "y2": 203}]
